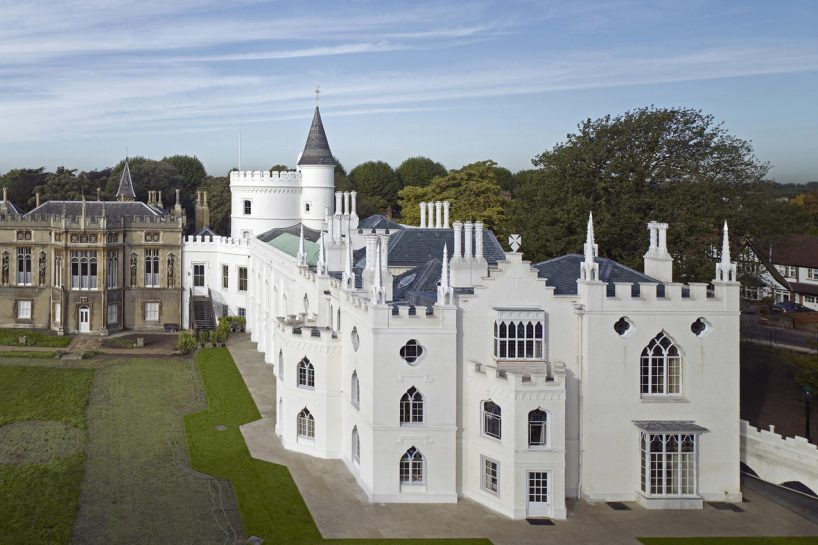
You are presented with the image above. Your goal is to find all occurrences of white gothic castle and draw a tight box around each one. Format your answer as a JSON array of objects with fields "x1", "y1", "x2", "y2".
[{"x1": 182, "y1": 107, "x2": 741, "y2": 519}]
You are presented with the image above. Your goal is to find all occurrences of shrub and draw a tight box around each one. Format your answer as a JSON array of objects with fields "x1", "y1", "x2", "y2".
[
  {"x1": 177, "y1": 331, "x2": 197, "y2": 355},
  {"x1": 197, "y1": 329, "x2": 210, "y2": 347},
  {"x1": 211, "y1": 323, "x2": 229, "y2": 347}
]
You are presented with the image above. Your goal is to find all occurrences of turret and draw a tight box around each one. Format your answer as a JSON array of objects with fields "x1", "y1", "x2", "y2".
[
  {"x1": 116, "y1": 160, "x2": 136, "y2": 202},
  {"x1": 298, "y1": 106, "x2": 336, "y2": 230}
]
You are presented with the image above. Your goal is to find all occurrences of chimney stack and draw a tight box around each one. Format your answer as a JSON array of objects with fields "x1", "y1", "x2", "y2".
[
  {"x1": 335, "y1": 192, "x2": 342, "y2": 215},
  {"x1": 474, "y1": 221, "x2": 484, "y2": 261},
  {"x1": 35, "y1": 192, "x2": 40, "y2": 208},
  {"x1": 435, "y1": 201, "x2": 442, "y2": 228},
  {"x1": 452, "y1": 221, "x2": 463, "y2": 259},
  {"x1": 443, "y1": 201, "x2": 450, "y2": 228},
  {"x1": 420, "y1": 202, "x2": 427, "y2": 228},
  {"x1": 464, "y1": 221, "x2": 474, "y2": 260}
]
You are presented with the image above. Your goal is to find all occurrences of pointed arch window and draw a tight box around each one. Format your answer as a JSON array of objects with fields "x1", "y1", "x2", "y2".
[
  {"x1": 297, "y1": 408, "x2": 314, "y2": 439},
  {"x1": 352, "y1": 426, "x2": 360, "y2": 465},
  {"x1": 399, "y1": 386, "x2": 424, "y2": 424},
  {"x1": 399, "y1": 446, "x2": 424, "y2": 485},
  {"x1": 528, "y1": 409, "x2": 548, "y2": 447},
  {"x1": 640, "y1": 332, "x2": 682, "y2": 396},
  {"x1": 482, "y1": 400, "x2": 502, "y2": 440},
  {"x1": 297, "y1": 357, "x2": 314, "y2": 389},
  {"x1": 351, "y1": 371, "x2": 360, "y2": 409}
]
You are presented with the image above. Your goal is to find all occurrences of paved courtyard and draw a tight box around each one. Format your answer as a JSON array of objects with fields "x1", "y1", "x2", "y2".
[{"x1": 227, "y1": 334, "x2": 818, "y2": 545}]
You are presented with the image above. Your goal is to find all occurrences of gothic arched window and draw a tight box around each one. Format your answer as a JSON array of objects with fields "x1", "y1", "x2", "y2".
[{"x1": 640, "y1": 332, "x2": 681, "y2": 395}]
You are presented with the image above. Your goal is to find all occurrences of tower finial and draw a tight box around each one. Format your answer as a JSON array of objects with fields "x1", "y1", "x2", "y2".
[
  {"x1": 370, "y1": 237, "x2": 385, "y2": 304},
  {"x1": 297, "y1": 224, "x2": 307, "y2": 266},
  {"x1": 580, "y1": 211, "x2": 599, "y2": 282},
  {"x1": 342, "y1": 222, "x2": 355, "y2": 291},
  {"x1": 715, "y1": 220, "x2": 737, "y2": 282},
  {"x1": 437, "y1": 243, "x2": 453, "y2": 305},
  {"x1": 317, "y1": 230, "x2": 328, "y2": 276},
  {"x1": 314, "y1": 84, "x2": 320, "y2": 107},
  {"x1": 721, "y1": 221, "x2": 731, "y2": 265}
]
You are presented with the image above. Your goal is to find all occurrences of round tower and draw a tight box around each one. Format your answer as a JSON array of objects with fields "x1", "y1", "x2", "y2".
[{"x1": 297, "y1": 106, "x2": 336, "y2": 230}]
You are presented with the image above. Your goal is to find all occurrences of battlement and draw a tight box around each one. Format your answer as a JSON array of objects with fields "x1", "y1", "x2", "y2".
[
  {"x1": 0, "y1": 213, "x2": 182, "y2": 229},
  {"x1": 230, "y1": 170, "x2": 301, "y2": 185},
  {"x1": 469, "y1": 359, "x2": 567, "y2": 390},
  {"x1": 183, "y1": 234, "x2": 250, "y2": 249}
]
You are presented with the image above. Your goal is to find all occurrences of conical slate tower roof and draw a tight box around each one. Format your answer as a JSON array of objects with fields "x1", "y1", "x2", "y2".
[
  {"x1": 297, "y1": 107, "x2": 335, "y2": 166},
  {"x1": 116, "y1": 160, "x2": 136, "y2": 201}
]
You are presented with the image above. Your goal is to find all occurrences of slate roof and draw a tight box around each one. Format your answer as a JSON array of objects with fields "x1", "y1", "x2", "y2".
[
  {"x1": 633, "y1": 421, "x2": 709, "y2": 433},
  {"x1": 257, "y1": 224, "x2": 322, "y2": 243},
  {"x1": 392, "y1": 259, "x2": 442, "y2": 302},
  {"x1": 357, "y1": 214, "x2": 404, "y2": 231},
  {"x1": 297, "y1": 107, "x2": 335, "y2": 166},
  {"x1": 116, "y1": 161, "x2": 136, "y2": 200},
  {"x1": 382, "y1": 227, "x2": 506, "y2": 268},
  {"x1": 765, "y1": 234, "x2": 818, "y2": 269},
  {"x1": 532, "y1": 254, "x2": 661, "y2": 296},
  {"x1": 193, "y1": 227, "x2": 219, "y2": 238},
  {"x1": 24, "y1": 201, "x2": 164, "y2": 221}
]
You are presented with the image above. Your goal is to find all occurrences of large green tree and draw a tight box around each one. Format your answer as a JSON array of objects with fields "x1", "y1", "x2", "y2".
[
  {"x1": 0, "y1": 168, "x2": 49, "y2": 211},
  {"x1": 33, "y1": 167, "x2": 100, "y2": 204},
  {"x1": 396, "y1": 157, "x2": 447, "y2": 188},
  {"x1": 508, "y1": 106, "x2": 809, "y2": 282},
  {"x1": 106, "y1": 157, "x2": 184, "y2": 207},
  {"x1": 199, "y1": 176, "x2": 231, "y2": 234},
  {"x1": 398, "y1": 160, "x2": 506, "y2": 231},
  {"x1": 162, "y1": 155, "x2": 206, "y2": 192},
  {"x1": 348, "y1": 161, "x2": 401, "y2": 216}
]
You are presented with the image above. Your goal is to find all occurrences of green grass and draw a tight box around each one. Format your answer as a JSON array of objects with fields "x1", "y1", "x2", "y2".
[
  {"x1": 0, "y1": 329, "x2": 72, "y2": 347},
  {"x1": 0, "y1": 365, "x2": 93, "y2": 545},
  {"x1": 185, "y1": 348, "x2": 492, "y2": 545},
  {"x1": 640, "y1": 539, "x2": 818, "y2": 544},
  {"x1": 100, "y1": 337, "x2": 135, "y2": 349},
  {"x1": 0, "y1": 350, "x2": 57, "y2": 359}
]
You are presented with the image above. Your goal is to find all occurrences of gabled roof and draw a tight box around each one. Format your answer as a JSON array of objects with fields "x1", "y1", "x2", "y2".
[
  {"x1": 116, "y1": 161, "x2": 136, "y2": 200},
  {"x1": 382, "y1": 227, "x2": 506, "y2": 268},
  {"x1": 765, "y1": 234, "x2": 818, "y2": 269},
  {"x1": 297, "y1": 107, "x2": 335, "y2": 167},
  {"x1": 533, "y1": 254, "x2": 660, "y2": 295},
  {"x1": 357, "y1": 214, "x2": 404, "y2": 231},
  {"x1": 193, "y1": 227, "x2": 219, "y2": 238}
]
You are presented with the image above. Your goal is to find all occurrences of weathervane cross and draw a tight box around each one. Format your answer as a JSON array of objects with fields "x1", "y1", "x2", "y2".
[{"x1": 314, "y1": 84, "x2": 320, "y2": 106}]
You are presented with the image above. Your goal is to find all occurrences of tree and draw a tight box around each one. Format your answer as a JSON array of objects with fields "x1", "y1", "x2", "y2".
[
  {"x1": 397, "y1": 157, "x2": 447, "y2": 188},
  {"x1": 397, "y1": 160, "x2": 506, "y2": 231},
  {"x1": 493, "y1": 166, "x2": 514, "y2": 194},
  {"x1": 508, "y1": 107, "x2": 809, "y2": 282},
  {"x1": 333, "y1": 159, "x2": 354, "y2": 192},
  {"x1": 33, "y1": 167, "x2": 100, "y2": 204},
  {"x1": 0, "y1": 168, "x2": 49, "y2": 211},
  {"x1": 106, "y1": 157, "x2": 184, "y2": 207},
  {"x1": 199, "y1": 176, "x2": 230, "y2": 234},
  {"x1": 349, "y1": 161, "x2": 401, "y2": 206},
  {"x1": 162, "y1": 155, "x2": 207, "y2": 192},
  {"x1": 270, "y1": 164, "x2": 290, "y2": 172}
]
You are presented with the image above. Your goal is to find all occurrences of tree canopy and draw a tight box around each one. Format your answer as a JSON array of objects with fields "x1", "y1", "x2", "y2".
[
  {"x1": 0, "y1": 168, "x2": 50, "y2": 210},
  {"x1": 508, "y1": 106, "x2": 809, "y2": 282},
  {"x1": 348, "y1": 161, "x2": 401, "y2": 216},
  {"x1": 200, "y1": 176, "x2": 230, "y2": 234},
  {"x1": 397, "y1": 157, "x2": 447, "y2": 188},
  {"x1": 398, "y1": 160, "x2": 506, "y2": 231}
]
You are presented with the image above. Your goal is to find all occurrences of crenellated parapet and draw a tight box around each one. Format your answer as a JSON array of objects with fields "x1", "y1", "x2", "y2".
[
  {"x1": 229, "y1": 170, "x2": 302, "y2": 185},
  {"x1": 183, "y1": 234, "x2": 251, "y2": 248}
]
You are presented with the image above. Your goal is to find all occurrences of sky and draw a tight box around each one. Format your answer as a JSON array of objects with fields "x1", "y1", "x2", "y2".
[{"x1": 0, "y1": 0, "x2": 817, "y2": 183}]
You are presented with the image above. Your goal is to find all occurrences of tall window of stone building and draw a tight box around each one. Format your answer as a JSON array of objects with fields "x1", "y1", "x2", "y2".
[
  {"x1": 17, "y1": 248, "x2": 32, "y2": 286},
  {"x1": 107, "y1": 303, "x2": 118, "y2": 324},
  {"x1": 640, "y1": 432, "x2": 696, "y2": 496},
  {"x1": 70, "y1": 251, "x2": 97, "y2": 290},
  {"x1": 222, "y1": 265, "x2": 229, "y2": 289},
  {"x1": 144, "y1": 249, "x2": 160, "y2": 287},
  {"x1": 399, "y1": 386, "x2": 424, "y2": 424},
  {"x1": 494, "y1": 317, "x2": 544, "y2": 359},
  {"x1": 297, "y1": 358, "x2": 314, "y2": 389},
  {"x1": 399, "y1": 446, "x2": 423, "y2": 485},
  {"x1": 297, "y1": 408, "x2": 314, "y2": 439},
  {"x1": 106, "y1": 251, "x2": 118, "y2": 288},
  {"x1": 54, "y1": 255, "x2": 62, "y2": 287},
  {"x1": 193, "y1": 264, "x2": 205, "y2": 287},
  {"x1": 144, "y1": 302, "x2": 159, "y2": 321},
  {"x1": 243, "y1": 200, "x2": 252, "y2": 215},
  {"x1": 482, "y1": 400, "x2": 502, "y2": 440},
  {"x1": 640, "y1": 332, "x2": 681, "y2": 396},
  {"x1": 528, "y1": 409, "x2": 548, "y2": 447},
  {"x1": 238, "y1": 267, "x2": 248, "y2": 291}
]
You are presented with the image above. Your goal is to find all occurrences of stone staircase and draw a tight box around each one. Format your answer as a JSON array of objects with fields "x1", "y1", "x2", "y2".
[{"x1": 191, "y1": 296, "x2": 217, "y2": 331}]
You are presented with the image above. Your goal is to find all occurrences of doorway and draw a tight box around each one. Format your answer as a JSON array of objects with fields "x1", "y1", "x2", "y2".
[
  {"x1": 79, "y1": 306, "x2": 90, "y2": 333},
  {"x1": 527, "y1": 471, "x2": 550, "y2": 518}
]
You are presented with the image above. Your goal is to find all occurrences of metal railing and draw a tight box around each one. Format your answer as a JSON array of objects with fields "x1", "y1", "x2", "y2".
[{"x1": 741, "y1": 315, "x2": 818, "y2": 352}]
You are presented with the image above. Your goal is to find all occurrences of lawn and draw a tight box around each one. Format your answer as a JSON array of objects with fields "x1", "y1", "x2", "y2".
[
  {"x1": 0, "y1": 350, "x2": 58, "y2": 359},
  {"x1": 0, "y1": 328, "x2": 72, "y2": 347},
  {"x1": 185, "y1": 348, "x2": 492, "y2": 545},
  {"x1": 641, "y1": 538, "x2": 818, "y2": 544},
  {"x1": 0, "y1": 364, "x2": 93, "y2": 545}
]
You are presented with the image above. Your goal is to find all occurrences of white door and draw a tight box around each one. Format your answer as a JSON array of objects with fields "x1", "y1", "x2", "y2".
[
  {"x1": 527, "y1": 471, "x2": 550, "y2": 517},
  {"x1": 79, "y1": 307, "x2": 90, "y2": 333},
  {"x1": 192, "y1": 264, "x2": 207, "y2": 296}
]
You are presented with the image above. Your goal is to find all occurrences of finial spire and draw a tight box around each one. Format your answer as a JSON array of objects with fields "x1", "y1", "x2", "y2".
[
  {"x1": 342, "y1": 222, "x2": 355, "y2": 291},
  {"x1": 314, "y1": 84, "x2": 320, "y2": 107},
  {"x1": 721, "y1": 221, "x2": 731, "y2": 265},
  {"x1": 317, "y1": 230, "x2": 328, "y2": 276},
  {"x1": 370, "y1": 237, "x2": 386, "y2": 304},
  {"x1": 715, "y1": 220, "x2": 737, "y2": 282},
  {"x1": 437, "y1": 243, "x2": 453, "y2": 305},
  {"x1": 297, "y1": 224, "x2": 306, "y2": 266},
  {"x1": 580, "y1": 211, "x2": 599, "y2": 282}
]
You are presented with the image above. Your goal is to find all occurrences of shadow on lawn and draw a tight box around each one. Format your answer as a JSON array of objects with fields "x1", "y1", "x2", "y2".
[{"x1": 184, "y1": 348, "x2": 492, "y2": 545}]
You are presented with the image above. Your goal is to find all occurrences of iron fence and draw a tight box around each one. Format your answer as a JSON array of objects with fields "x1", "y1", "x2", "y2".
[{"x1": 741, "y1": 315, "x2": 818, "y2": 352}]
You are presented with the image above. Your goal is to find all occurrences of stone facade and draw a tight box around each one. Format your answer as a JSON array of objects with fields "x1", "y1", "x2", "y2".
[{"x1": 0, "y1": 200, "x2": 184, "y2": 334}]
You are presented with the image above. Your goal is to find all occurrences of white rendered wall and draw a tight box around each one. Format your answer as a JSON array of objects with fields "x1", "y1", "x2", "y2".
[
  {"x1": 740, "y1": 420, "x2": 818, "y2": 494},
  {"x1": 230, "y1": 170, "x2": 303, "y2": 239},
  {"x1": 299, "y1": 164, "x2": 336, "y2": 230}
]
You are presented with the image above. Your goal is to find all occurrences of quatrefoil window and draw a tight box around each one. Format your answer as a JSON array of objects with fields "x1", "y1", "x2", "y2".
[{"x1": 400, "y1": 339, "x2": 424, "y2": 365}]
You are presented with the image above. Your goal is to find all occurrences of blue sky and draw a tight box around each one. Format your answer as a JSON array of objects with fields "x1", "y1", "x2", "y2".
[{"x1": 1, "y1": 0, "x2": 817, "y2": 183}]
